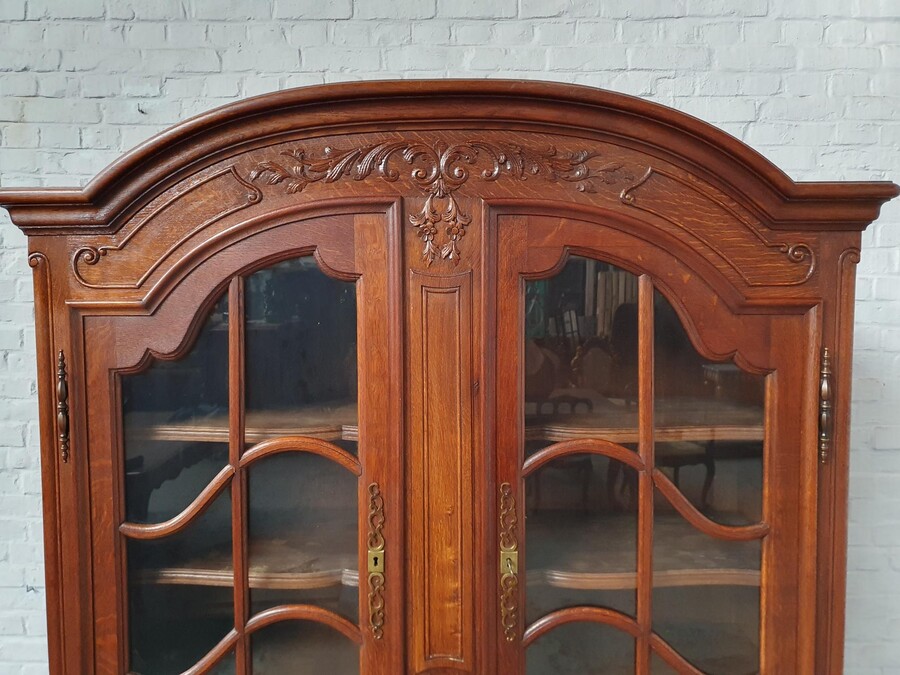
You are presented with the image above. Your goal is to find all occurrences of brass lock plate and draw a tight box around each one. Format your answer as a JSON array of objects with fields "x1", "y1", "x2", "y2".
[
  {"x1": 368, "y1": 549, "x2": 385, "y2": 574},
  {"x1": 500, "y1": 550, "x2": 518, "y2": 576}
]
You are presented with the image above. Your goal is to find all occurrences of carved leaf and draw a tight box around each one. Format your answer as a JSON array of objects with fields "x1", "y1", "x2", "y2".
[{"x1": 248, "y1": 140, "x2": 633, "y2": 265}]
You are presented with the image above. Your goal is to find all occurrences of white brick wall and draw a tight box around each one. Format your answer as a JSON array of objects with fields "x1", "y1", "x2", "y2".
[{"x1": 0, "y1": 1, "x2": 897, "y2": 672}]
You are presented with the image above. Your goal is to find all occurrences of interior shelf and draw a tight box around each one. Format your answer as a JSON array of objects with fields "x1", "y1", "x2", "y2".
[
  {"x1": 133, "y1": 513, "x2": 757, "y2": 593},
  {"x1": 527, "y1": 512, "x2": 760, "y2": 590},
  {"x1": 133, "y1": 533, "x2": 359, "y2": 590},
  {"x1": 525, "y1": 394, "x2": 763, "y2": 443},
  {"x1": 125, "y1": 403, "x2": 359, "y2": 444},
  {"x1": 124, "y1": 396, "x2": 760, "y2": 447}
]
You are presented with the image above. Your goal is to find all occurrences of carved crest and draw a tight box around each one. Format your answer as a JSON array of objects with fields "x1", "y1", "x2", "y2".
[{"x1": 249, "y1": 141, "x2": 633, "y2": 265}]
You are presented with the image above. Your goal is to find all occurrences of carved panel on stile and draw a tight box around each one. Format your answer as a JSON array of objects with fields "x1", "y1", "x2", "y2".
[{"x1": 409, "y1": 269, "x2": 475, "y2": 672}]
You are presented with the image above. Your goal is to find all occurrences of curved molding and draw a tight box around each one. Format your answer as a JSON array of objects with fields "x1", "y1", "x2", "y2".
[
  {"x1": 249, "y1": 140, "x2": 632, "y2": 266},
  {"x1": 99, "y1": 204, "x2": 374, "y2": 382},
  {"x1": 119, "y1": 464, "x2": 234, "y2": 540},
  {"x1": 2, "y1": 81, "x2": 895, "y2": 232},
  {"x1": 494, "y1": 206, "x2": 777, "y2": 373},
  {"x1": 180, "y1": 604, "x2": 362, "y2": 675},
  {"x1": 620, "y1": 166, "x2": 816, "y2": 286},
  {"x1": 85, "y1": 199, "x2": 374, "y2": 314},
  {"x1": 245, "y1": 604, "x2": 363, "y2": 645},
  {"x1": 523, "y1": 438, "x2": 645, "y2": 477},
  {"x1": 652, "y1": 469, "x2": 770, "y2": 542},
  {"x1": 523, "y1": 606, "x2": 641, "y2": 647},
  {"x1": 522, "y1": 607, "x2": 704, "y2": 674},
  {"x1": 72, "y1": 166, "x2": 261, "y2": 289},
  {"x1": 239, "y1": 436, "x2": 362, "y2": 475}
]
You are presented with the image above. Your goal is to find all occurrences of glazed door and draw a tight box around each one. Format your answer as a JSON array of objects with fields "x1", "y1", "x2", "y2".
[
  {"x1": 84, "y1": 213, "x2": 402, "y2": 674},
  {"x1": 493, "y1": 213, "x2": 818, "y2": 674}
]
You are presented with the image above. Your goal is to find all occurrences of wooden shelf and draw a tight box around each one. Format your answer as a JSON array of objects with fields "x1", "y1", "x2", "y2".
[
  {"x1": 125, "y1": 403, "x2": 359, "y2": 444},
  {"x1": 526, "y1": 394, "x2": 763, "y2": 443},
  {"x1": 124, "y1": 396, "x2": 760, "y2": 447},
  {"x1": 133, "y1": 513, "x2": 757, "y2": 594},
  {"x1": 526, "y1": 512, "x2": 760, "y2": 590},
  {"x1": 134, "y1": 534, "x2": 358, "y2": 590}
]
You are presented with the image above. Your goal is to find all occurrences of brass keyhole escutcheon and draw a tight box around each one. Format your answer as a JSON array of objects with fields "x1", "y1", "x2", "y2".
[{"x1": 368, "y1": 549, "x2": 385, "y2": 574}]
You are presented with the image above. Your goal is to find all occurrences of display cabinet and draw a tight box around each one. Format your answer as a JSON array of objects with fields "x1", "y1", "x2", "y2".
[{"x1": 2, "y1": 80, "x2": 897, "y2": 674}]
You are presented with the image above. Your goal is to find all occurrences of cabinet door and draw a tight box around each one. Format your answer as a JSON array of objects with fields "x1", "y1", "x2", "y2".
[
  {"x1": 494, "y1": 214, "x2": 818, "y2": 674},
  {"x1": 84, "y1": 214, "x2": 402, "y2": 674}
]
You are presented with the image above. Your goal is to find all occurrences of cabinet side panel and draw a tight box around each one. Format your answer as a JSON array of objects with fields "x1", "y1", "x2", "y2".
[
  {"x1": 27, "y1": 252, "x2": 65, "y2": 673},
  {"x1": 408, "y1": 271, "x2": 475, "y2": 672}
]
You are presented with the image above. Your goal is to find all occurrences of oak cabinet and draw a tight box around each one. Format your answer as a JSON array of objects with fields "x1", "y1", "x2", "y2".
[{"x1": 2, "y1": 81, "x2": 897, "y2": 675}]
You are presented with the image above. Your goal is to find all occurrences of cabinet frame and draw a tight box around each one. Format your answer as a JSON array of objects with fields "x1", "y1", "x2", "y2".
[{"x1": 2, "y1": 80, "x2": 897, "y2": 675}]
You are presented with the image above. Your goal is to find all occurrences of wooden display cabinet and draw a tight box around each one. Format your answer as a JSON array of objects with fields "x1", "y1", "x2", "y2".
[{"x1": 2, "y1": 80, "x2": 897, "y2": 674}]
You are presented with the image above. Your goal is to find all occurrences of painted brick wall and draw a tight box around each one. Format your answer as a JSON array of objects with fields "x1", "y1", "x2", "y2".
[{"x1": 0, "y1": 1, "x2": 897, "y2": 672}]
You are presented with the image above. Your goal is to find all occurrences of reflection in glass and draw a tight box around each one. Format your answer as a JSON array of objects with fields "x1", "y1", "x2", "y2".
[
  {"x1": 650, "y1": 652, "x2": 677, "y2": 673},
  {"x1": 245, "y1": 257, "x2": 358, "y2": 445},
  {"x1": 652, "y1": 290, "x2": 764, "y2": 672},
  {"x1": 209, "y1": 650, "x2": 236, "y2": 674},
  {"x1": 122, "y1": 294, "x2": 229, "y2": 523},
  {"x1": 251, "y1": 621, "x2": 359, "y2": 674},
  {"x1": 526, "y1": 622, "x2": 634, "y2": 674},
  {"x1": 248, "y1": 453, "x2": 358, "y2": 620},
  {"x1": 524, "y1": 258, "x2": 641, "y2": 627},
  {"x1": 653, "y1": 511, "x2": 761, "y2": 673},
  {"x1": 127, "y1": 490, "x2": 232, "y2": 674},
  {"x1": 653, "y1": 290, "x2": 765, "y2": 524},
  {"x1": 526, "y1": 455, "x2": 638, "y2": 622},
  {"x1": 652, "y1": 583, "x2": 760, "y2": 675},
  {"x1": 525, "y1": 257, "x2": 640, "y2": 446}
]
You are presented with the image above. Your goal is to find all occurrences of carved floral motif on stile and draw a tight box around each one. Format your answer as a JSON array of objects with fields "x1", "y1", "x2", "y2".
[{"x1": 248, "y1": 141, "x2": 634, "y2": 265}]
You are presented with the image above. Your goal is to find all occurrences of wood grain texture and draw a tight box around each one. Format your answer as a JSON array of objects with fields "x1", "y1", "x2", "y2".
[
  {"x1": 408, "y1": 268, "x2": 476, "y2": 672},
  {"x1": 1, "y1": 81, "x2": 896, "y2": 675},
  {"x1": 636, "y1": 274, "x2": 655, "y2": 674}
]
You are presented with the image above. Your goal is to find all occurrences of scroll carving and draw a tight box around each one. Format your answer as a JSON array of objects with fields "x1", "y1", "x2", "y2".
[
  {"x1": 367, "y1": 482, "x2": 386, "y2": 640},
  {"x1": 620, "y1": 167, "x2": 816, "y2": 286},
  {"x1": 499, "y1": 482, "x2": 519, "y2": 642},
  {"x1": 72, "y1": 166, "x2": 262, "y2": 289},
  {"x1": 819, "y1": 347, "x2": 833, "y2": 464},
  {"x1": 249, "y1": 141, "x2": 633, "y2": 265},
  {"x1": 56, "y1": 351, "x2": 70, "y2": 463}
]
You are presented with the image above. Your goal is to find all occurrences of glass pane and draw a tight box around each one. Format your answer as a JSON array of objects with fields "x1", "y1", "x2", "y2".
[
  {"x1": 210, "y1": 650, "x2": 236, "y2": 674},
  {"x1": 251, "y1": 621, "x2": 359, "y2": 673},
  {"x1": 245, "y1": 257, "x2": 358, "y2": 444},
  {"x1": 128, "y1": 489, "x2": 233, "y2": 674},
  {"x1": 652, "y1": 583, "x2": 760, "y2": 674},
  {"x1": 650, "y1": 652, "x2": 677, "y2": 673},
  {"x1": 653, "y1": 290, "x2": 764, "y2": 525},
  {"x1": 122, "y1": 294, "x2": 229, "y2": 523},
  {"x1": 526, "y1": 456, "x2": 638, "y2": 622},
  {"x1": 526, "y1": 258, "x2": 640, "y2": 446},
  {"x1": 652, "y1": 289, "x2": 763, "y2": 673},
  {"x1": 248, "y1": 453, "x2": 358, "y2": 621},
  {"x1": 650, "y1": 511, "x2": 761, "y2": 672},
  {"x1": 526, "y1": 622, "x2": 634, "y2": 674}
]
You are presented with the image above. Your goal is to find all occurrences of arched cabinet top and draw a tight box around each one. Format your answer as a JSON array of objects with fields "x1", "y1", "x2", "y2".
[
  {"x1": 2, "y1": 79, "x2": 896, "y2": 232},
  {"x1": 3, "y1": 80, "x2": 897, "y2": 313}
]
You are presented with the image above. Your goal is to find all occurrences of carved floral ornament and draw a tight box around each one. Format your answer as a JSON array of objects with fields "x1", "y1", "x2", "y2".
[{"x1": 248, "y1": 140, "x2": 635, "y2": 265}]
